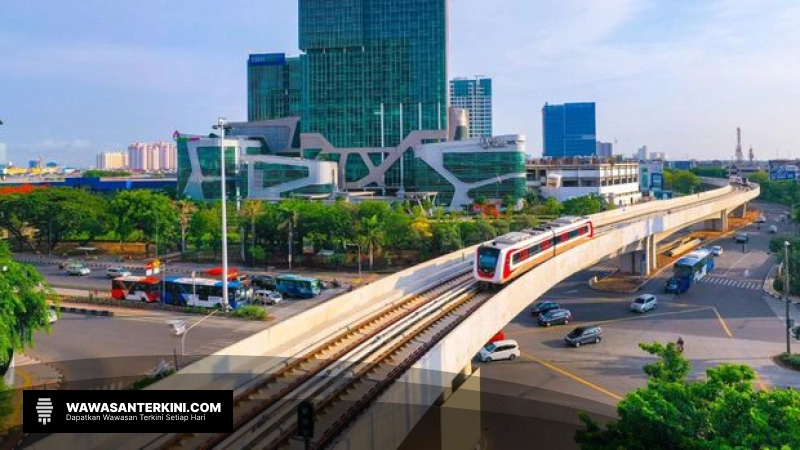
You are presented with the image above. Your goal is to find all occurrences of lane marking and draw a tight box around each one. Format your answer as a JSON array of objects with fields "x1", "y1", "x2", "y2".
[
  {"x1": 711, "y1": 307, "x2": 733, "y2": 338},
  {"x1": 722, "y1": 253, "x2": 752, "y2": 277},
  {"x1": 521, "y1": 351, "x2": 623, "y2": 401}
]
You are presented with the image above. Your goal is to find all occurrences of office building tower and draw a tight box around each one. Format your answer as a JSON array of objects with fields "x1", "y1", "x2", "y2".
[
  {"x1": 298, "y1": 0, "x2": 448, "y2": 148},
  {"x1": 247, "y1": 53, "x2": 303, "y2": 122},
  {"x1": 0, "y1": 143, "x2": 6, "y2": 166},
  {"x1": 450, "y1": 76, "x2": 492, "y2": 138},
  {"x1": 542, "y1": 102, "x2": 596, "y2": 158}
]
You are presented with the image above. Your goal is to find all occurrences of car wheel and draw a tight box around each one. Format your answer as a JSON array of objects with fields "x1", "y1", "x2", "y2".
[
  {"x1": 574, "y1": 341, "x2": 581, "y2": 347},
  {"x1": 595, "y1": 337, "x2": 601, "y2": 344},
  {"x1": 564, "y1": 319, "x2": 569, "y2": 324},
  {"x1": 508, "y1": 354, "x2": 517, "y2": 361},
  {"x1": 545, "y1": 322, "x2": 550, "y2": 327},
  {"x1": 485, "y1": 357, "x2": 492, "y2": 362}
]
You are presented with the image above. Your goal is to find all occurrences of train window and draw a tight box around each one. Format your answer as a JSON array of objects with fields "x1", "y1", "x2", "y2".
[
  {"x1": 569, "y1": 230, "x2": 579, "y2": 239},
  {"x1": 529, "y1": 244, "x2": 540, "y2": 254}
]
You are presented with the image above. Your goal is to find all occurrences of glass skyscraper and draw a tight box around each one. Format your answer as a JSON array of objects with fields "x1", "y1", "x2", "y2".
[
  {"x1": 450, "y1": 77, "x2": 492, "y2": 138},
  {"x1": 298, "y1": 0, "x2": 448, "y2": 148},
  {"x1": 542, "y1": 102, "x2": 597, "y2": 157},
  {"x1": 247, "y1": 53, "x2": 303, "y2": 121}
]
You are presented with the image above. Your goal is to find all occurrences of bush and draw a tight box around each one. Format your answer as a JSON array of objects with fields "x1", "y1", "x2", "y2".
[
  {"x1": 782, "y1": 353, "x2": 800, "y2": 368},
  {"x1": 230, "y1": 305, "x2": 268, "y2": 320},
  {"x1": 130, "y1": 369, "x2": 176, "y2": 390}
]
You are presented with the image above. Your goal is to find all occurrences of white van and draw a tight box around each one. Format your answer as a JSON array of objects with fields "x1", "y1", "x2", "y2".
[
  {"x1": 479, "y1": 339, "x2": 520, "y2": 362},
  {"x1": 769, "y1": 225, "x2": 778, "y2": 234}
]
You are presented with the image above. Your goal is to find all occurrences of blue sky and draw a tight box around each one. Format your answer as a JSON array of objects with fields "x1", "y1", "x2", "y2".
[{"x1": 1, "y1": 0, "x2": 798, "y2": 167}]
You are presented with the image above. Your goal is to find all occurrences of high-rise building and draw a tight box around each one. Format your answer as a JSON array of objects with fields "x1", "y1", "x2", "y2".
[
  {"x1": 542, "y1": 102, "x2": 596, "y2": 158},
  {"x1": 96, "y1": 151, "x2": 128, "y2": 170},
  {"x1": 127, "y1": 142, "x2": 176, "y2": 171},
  {"x1": 596, "y1": 141, "x2": 613, "y2": 158},
  {"x1": 0, "y1": 143, "x2": 7, "y2": 166},
  {"x1": 295, "y1": 0, "x2": 448, "y2": 148},
  {"x1": 637, "y1": 145, "x2": 648, "y2": 161},
  {"x1": 247, "y1": 53, "x2": 303, "y2": 122},
  {"x1": 450, "y1": 76, "x2": 492, "y2": 138}
]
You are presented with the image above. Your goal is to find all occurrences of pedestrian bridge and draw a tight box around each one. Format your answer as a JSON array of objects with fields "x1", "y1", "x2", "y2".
[{"x1": 29, "y1": 180, "x2": 759, "y2": 450}]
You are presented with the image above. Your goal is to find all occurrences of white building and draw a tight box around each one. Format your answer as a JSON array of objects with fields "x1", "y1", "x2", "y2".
[
  {"x1": 128, "y1": 142, "x2": 176, "y2": 171},
  {"x1": 0, "y1": 143, "x2": 7, "y2": 166},
  {"x1": 95, "y1": 151, "x2": 128, "y2": 170},
  {"x1": 527, "y1": 158, "x2": 642, "y2": 206}
]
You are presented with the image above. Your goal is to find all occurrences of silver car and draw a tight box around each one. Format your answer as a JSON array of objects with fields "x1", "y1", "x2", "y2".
[{"x1": 630, "y1": 294, "x2": 657, "y2": 313}]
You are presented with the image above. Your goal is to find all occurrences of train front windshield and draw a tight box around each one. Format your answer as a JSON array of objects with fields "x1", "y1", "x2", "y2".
[{"x1": 477, "y1": 247, "x2": 501, "y2": 272}]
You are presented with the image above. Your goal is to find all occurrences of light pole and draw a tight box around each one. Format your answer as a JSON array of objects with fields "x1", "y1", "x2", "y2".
[
  {"x1": 212, "y1": 117, "x2": 230, "y2": 310},
  {"x1": 785, "y1": 241, "x2": 792, "y2": 355},
  {"x1": 175, "y1": 308, "x2": 220, "y2": 368}
]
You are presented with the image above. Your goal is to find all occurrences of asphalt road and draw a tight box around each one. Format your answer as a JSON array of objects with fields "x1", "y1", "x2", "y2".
[
  {"x1": 27, "y1": 309, "x2": 271, "y2": 389},
  {"x1": 478, "y1": 203, "x2": 800, "y2": 450}
]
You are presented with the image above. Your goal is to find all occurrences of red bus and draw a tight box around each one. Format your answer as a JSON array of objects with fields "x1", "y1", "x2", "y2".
[
  {"x1": 204, "y1": 267, "x2": 240, "y2": 281},
  {"x1": 111, "y1": 276, "x2": 161, "y2": 303}
]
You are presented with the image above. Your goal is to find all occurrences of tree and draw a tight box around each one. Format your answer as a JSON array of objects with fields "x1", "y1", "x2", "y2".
[
  {"x1": 538, "y1": 196, "x2": 564, "y2": 217},
  {"x1": 358, "y1": 215, "x2": 385, "y2": 271},
  {"x1": 562, "y1": 195, "x2": 604, "y2": 216},
  {"x1": 672, "y1": 170, "x2": 701, "y2": 195},
  {"x1": 238, "y1": 199, "x2": 264, "y2": 266},
  {"x1": 575, "y1": 341, "x2": 800, "y2": 450},
  {"x1": 175, "y1": 199, "x2": 197, "y2": 254},
  {"x1": 0, "y1": 241, "x2": 54, "y2": 425},
  {"x1": 279, "y1": 207, "x2": 300, "y2": 271},
  {"x1": 109, "y1": 190, "x2": 177, "y2": 257}
]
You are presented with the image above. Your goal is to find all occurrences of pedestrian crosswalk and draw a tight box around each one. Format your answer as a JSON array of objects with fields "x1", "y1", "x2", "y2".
[{"x1": 698, "y1": 276, "x2": 762, "y2": 290}]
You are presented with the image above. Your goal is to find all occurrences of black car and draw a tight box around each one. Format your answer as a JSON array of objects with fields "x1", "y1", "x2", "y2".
[
  {"x1": 564, "y1": 325, "x2": 603, "y2": 347},
  {"x1": 538, "y1": 308, "x2": 572, "y2": 327},
  {"x1": 531, "y1": 301, "x2": 560, "y2": 317}
]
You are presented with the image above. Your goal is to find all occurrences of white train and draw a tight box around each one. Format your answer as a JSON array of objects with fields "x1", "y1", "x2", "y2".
[{"x1": 474, "y1": 216, "x2": 594, "y2": 287}]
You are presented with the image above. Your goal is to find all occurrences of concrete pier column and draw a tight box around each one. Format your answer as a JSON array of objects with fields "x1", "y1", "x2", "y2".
[
  {"x1": 441, "y1": 365, "x2": 481, "y2": 450},
  {"x1": 647, "y1": 235, "x2": 658, "y2": 274}
]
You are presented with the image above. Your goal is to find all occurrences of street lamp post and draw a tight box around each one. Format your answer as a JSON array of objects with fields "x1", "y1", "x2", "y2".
[
  {"x1": 785, "y1": 241, "x2": 792, "y2": 355},
  {"x1": 212, "y1": 117, "x2": 230, "y2": 310},
  {"x1": 175, "y1": 308, "x2": 220, "y2": 368},
  {"x1": 344, "y1": 242, "x2": 362, "y2": 278}
]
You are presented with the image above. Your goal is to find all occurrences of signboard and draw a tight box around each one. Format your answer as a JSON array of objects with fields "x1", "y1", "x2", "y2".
[
  {"x1": 770, "y1": 164, "x2": 798, "y2": 180},
  {"x1": 650, "y1": 173, "x2": 664, "y2": 190}
]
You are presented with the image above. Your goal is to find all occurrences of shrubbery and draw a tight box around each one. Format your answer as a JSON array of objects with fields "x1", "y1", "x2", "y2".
[{"x1": 230, "y1": 305, "x2": 268, "y2": 320}]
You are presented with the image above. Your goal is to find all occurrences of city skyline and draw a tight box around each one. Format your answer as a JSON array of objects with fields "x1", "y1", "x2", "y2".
[{"x1": 1, "y1": 1, "x2": 799, "y2": 167}]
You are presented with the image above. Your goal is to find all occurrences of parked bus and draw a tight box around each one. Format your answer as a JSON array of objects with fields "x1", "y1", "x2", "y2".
[
  {"x1": 110, "y1": 276, "x2": 161, "y2": 303},
  {"x1": 670, "y1": 248, "x2": 715, "y2": 293},
  {"x1": 276, "y1": 274, "x2": 322, "y2": 299},
  {"x1": 161, "y1": 276, "x2": 251, "y2": 309}
]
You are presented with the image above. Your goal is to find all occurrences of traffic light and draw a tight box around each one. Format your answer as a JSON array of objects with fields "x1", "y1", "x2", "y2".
[{"x1": 297, "y1": 400, "x2": 315, "y2": 439}]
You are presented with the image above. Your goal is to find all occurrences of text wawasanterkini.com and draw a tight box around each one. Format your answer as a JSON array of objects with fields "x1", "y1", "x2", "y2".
[{"x1": 65, "y1": 402, "x2": 221, "y2": 422}]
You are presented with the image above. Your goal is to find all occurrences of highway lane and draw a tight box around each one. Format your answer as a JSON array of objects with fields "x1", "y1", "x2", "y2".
[{"x1": 478, "y1": 206, "x2": 800, "y2": 450}]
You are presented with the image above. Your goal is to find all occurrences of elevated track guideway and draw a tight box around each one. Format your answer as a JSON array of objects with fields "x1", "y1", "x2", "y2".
[{"x1": 27, "y1": 180, "x2": 757, "y2": 450}]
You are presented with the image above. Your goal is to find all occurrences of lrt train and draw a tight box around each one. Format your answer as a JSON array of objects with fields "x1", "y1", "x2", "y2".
[{"x1": 474, "y1": 216, "x2": 594, "y2": 288}]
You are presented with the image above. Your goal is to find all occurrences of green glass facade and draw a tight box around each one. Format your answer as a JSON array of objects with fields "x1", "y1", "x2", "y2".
[
  {"x1": 443, "y1": 152, "x2": 525, "y2": 184},
  {"x1": 298, "y1": 0, "x2": 448, "y2": 148},
  {"x1": 248, "y1": 53, "x2": 303, "y2": 121}
]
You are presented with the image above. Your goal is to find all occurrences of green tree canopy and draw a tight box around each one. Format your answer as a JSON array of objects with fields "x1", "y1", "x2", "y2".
[
  {"x1": 575, "y1": 341, "x2": 800, "y2": 450},
  {"x1": 562, "y1": 194, "x2": 605, "y2": 216}
]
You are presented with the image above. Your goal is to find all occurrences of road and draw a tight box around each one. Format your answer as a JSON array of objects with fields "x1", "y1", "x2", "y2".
[{"x1": 477, "y1": 203, "x2": 800, "y2": 450}]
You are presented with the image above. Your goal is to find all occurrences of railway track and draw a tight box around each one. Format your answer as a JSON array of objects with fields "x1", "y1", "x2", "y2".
[{"x1": 151, "y1": 270, "x2": 474, "y2": 450}]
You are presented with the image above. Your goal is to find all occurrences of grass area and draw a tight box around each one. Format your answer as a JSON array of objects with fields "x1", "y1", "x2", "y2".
[{"x1": 229, "y1": 305, "x2": 268, "y2": 320}]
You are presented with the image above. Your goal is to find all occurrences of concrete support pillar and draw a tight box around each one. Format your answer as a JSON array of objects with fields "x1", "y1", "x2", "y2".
[
  {"x1": 441, "y1": 366, "x2": 481, "y2": 450},
  {"x1": 647, "y1": 235, "x2": 658, "y2": 274}
]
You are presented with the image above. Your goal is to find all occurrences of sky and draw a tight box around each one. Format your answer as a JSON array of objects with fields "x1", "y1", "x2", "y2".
[{"x1": 1, "y1": 0, "x2": 799, "y2": 167}]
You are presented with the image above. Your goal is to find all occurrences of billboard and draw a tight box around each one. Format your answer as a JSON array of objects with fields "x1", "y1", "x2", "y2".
[{"x1": 770, "y1": 164, "x2": 798, "y2": 180}]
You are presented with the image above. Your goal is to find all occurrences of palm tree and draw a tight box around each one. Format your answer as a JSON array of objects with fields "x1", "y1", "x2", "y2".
[
  {"x1": 239, "y1": 200, "x2": 264, "y2": 267},
  {"x1": 359, "y1": 215, "x2": 385, "y2": 271},
  {"x1": 278, "y1": 208, "x2": 299, "y2": 271},
  {"x1": 175, "y1": 199, "x2": 197, "y2": 254}
]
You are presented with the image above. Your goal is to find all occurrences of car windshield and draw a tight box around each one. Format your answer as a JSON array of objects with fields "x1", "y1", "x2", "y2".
[
  {"x1": 484, "y1": 343, "x2": 496, "y2": 352},
  {"x1": 568, "y1": 329, "x2": 583, "y2": 337},
  {"x1": 635, "y1": 298, "x2": 646, "y2": 304}
]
